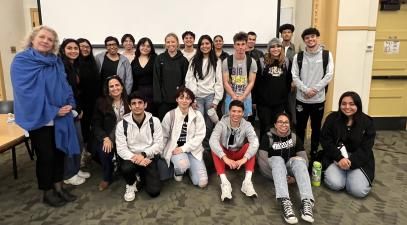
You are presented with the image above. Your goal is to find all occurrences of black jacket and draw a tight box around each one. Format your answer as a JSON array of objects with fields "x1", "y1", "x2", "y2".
[
  {"x1": 92, "y1": 97, "x2": 131, "y2": 143},
  {"x1": 253, "y1": 60, "x2": 292, "y2": 106},
  {"x1": 320, "y1": 111, "x2": 376, "y2": 185},
  {"x1": 153, "y1": 50, "x2": 188, "y2": 103}
]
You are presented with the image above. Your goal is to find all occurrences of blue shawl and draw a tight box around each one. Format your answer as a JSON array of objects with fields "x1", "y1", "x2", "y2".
[{"x1": 11, "y1": 48, "x2": 80, "y2": 156}]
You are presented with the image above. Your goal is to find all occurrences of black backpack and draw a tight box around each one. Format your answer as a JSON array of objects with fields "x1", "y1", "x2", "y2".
[
  {"x1": 227, "y1": 55, "x2": 253, "y2": 80},
  {"x1": 122, "y1": 117, "x2": 174, "y2": 181},
  {"x1": 297, "y1": 49, "x2": 330, "y2": 92}
]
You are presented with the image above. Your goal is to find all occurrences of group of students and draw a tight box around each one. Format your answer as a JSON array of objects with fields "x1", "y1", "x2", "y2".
[{"x1": 10, "y1": 24, "x2": 376, "y2": 225}]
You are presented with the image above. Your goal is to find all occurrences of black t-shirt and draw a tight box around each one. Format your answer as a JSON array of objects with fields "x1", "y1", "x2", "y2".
[
  {"x1": 177, "y1": 115, "x2": 188, "y2": 147},
  {"x1": 131, "y1": 55, "x2": 156, "y2": 91},
  {"x1": 100, "y1": 55, "x2": 119, "y2": 81}
]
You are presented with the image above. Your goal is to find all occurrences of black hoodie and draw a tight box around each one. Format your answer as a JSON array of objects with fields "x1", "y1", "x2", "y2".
[{"x1": 153, "y1": 50, "x2": 188, "y2": 103}]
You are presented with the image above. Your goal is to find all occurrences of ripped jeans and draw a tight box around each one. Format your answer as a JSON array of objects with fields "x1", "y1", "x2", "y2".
[{"x1": 171, "y1": 152, "x2": 208, "y2": 187}]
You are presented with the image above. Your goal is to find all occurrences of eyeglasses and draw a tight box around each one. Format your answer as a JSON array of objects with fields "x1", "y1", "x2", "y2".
[
  {"x1": 276, "y1": 121, "x2": 290, "y2": 125},
  {"x1": 106, "y1": 43, "x2": 118, "y2": 47}
]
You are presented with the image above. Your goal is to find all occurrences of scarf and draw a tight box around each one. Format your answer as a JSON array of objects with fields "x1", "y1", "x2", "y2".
[{"x1": 11, "y1": 48, "x2": 80, "y2": 156}]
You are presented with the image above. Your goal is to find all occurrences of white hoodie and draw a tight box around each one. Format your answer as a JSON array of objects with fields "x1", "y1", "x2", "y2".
[{"x1": 115, "y1": 112, "x2": 163, "y2": 160}]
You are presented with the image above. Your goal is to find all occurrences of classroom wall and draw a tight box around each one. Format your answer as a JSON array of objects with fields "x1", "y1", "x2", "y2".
[{"x1": 0, "y1": 0, "x2": 27, "y2": 100}]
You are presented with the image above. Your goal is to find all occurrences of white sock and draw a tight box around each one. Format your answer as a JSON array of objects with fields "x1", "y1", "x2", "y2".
[
  {"x1": 244, "y1": 171, "x2": 253, "y2": 183},
  {"x1": 219, "y1": 174, "x2": 229, "y2": 184}
]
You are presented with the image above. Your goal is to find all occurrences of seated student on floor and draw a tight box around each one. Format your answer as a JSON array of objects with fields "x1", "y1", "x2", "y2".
[
  {"x1": 321, "y1": 91, "x2": 376, "y2": 198},
  {"x1": 209, "y1": 100, "x2": 259, "y2": 201},
  {"x1": 161, "y1": 87, "x2": 208, "y2": 187},
  {"x1": 259, "y1": 112, "x2": 315, "y2": 224},
  {"x1": 115, "y1": 91, "x2": 163, "y2": 202}
]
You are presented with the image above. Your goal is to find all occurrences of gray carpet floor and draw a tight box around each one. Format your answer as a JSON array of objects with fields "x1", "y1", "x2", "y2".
[{"x1": 0, "y1": 131, "x2": 406, "y2": 225}]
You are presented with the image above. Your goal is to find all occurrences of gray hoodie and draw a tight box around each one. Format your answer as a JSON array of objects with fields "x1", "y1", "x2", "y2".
[
  {"x1": 95, "y1": 52, "x2": 133, "y2": 94},
  {"x1": 209, "y1": 115, "x2": 259, "y2": 160},
  {"x1": 291, "y1": 46, "x2": 334, "y2": 103}
]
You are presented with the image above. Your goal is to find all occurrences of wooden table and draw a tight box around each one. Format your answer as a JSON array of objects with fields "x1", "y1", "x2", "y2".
[{"x1": 0, "y1": 114, "x2": 33, "y2": 179}]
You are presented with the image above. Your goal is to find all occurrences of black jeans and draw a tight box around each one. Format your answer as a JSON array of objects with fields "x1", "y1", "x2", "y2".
[
  {"x1": 257, "y1": 104, "x2": 285, "y2": 141},
  {"x1": 295, "y1": 100, "x2": 325, "y2": 157},
  {"x1": 29, "y1": 126, "x2": 65, "y2": 190},
  {"x1": 121, "y1": 159, "x2": 161, "y2": 197}
]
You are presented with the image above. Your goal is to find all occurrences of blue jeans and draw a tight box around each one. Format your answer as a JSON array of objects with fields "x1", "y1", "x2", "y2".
[
  {"x1": 224, "y1": 94, "x2": 252, "y2": 117},
  {"x1": 196, "y1": 94, "x2": 215, "y2": 151},
  {"x1": 171, "y1": 152, "x2": 208, "y2": 187},
  {"x1": 324, "y1": 163, "x2": 371, "y2": 198},
  {"x1": 269, "y1": 156, "x2": 314, "y2": 201}
]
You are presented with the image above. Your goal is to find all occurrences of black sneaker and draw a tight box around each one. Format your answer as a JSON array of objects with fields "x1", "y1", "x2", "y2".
[
  {"x1": 278, "y1": 197, "x2": 298, "y2": 224},
  {"x1": 300, "y1": 198, "x2": 314, "y2": 223},
  {"x1": 43, "y1": 190, "x2": 66, "y2": 207}
]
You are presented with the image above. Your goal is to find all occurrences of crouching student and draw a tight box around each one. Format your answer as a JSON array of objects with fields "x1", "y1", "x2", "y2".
[
  {"x1": 260, "y1": 112, "x2": 314, "y2": 224},
  {"x1": 161, "y1": 87, "x2": 208, "y2": 187},
  {"x1": 115, "y1": 92, "x2": 163, "y2": 202},
  {"x1": 209, "y1": 100, "x2": 259, "y2": 201}
]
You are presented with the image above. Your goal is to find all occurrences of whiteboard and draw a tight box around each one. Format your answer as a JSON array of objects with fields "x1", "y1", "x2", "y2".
[{"x1": 39, "y1": 0, "x2": 279, "y2": 45}]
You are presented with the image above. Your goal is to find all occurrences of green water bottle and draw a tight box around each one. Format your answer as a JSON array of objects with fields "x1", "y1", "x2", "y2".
[{"x1": 311, "y1": 161, "x2": 322, "y2": 187}]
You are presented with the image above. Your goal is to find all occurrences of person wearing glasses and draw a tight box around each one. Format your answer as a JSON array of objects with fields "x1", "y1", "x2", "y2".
[
  {"x1": 96, "y1": 36, "x2": 133, "y2": 94},
  {"x1": 92, "y1": 76, "x2": 130, "y2": 191},
  {"x1": 253, "y1": 38, "x2": 292, "y2": 142},
  {"x1": 259, "y1": 112, "x2": 315, "y2": 224}
]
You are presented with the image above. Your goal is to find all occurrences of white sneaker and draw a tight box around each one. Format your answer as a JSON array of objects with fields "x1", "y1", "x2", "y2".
[
  {"x1": 174, "y1": 175, "x2": 183, "y2": 182},
  {"x1": 241, "y1": 180, "x2": 258, "y2": 197},
  {"x1": 124, "y1": 182, "x2": 138, "y2": 202},
  {"x1": 77, "y1": 170, "x2": 91, "y2": 179},
  {"x1": 220, "y1": 182, "x2": 232, "y2": 201},
  {"x1": 64, "y1": 174, "x2": 86, "y2": 185}
]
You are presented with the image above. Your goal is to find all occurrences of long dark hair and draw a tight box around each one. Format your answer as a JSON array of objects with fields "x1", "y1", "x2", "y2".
[
  {"x1": 77, "y1": 38, "x2": 97, "y2": 64},
  {"x1": 135, "y1": 37, "x2": 156, "y2": 59},
  {"x1": 102, "y1": 76, "x2": 130, "y2": 113},
  {"x1": 190, "y1": 35, "x2": 217, "y2": 80},
  {"x1": 59, "y1": 38, "x2": 80, "y2": 70},
  {"x1": 338, "y1": 91, "x2": 363, "y2": 123}
]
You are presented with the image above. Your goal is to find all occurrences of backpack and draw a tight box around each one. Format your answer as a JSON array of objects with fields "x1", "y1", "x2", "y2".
[
  {"x1": 122, "y1": 116, "x2": 174, "y2": 181},
  {"x1": 227, "y1": 55, "x2": 253, "y2": 81},
  {"x1": 297, "y1": 49, "x2": 329, "y2": 92}
]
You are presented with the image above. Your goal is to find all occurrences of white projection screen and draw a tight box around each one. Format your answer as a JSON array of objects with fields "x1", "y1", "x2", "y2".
[{"x1": 39, "y1": 0, "x2": 280, "y2": 45}]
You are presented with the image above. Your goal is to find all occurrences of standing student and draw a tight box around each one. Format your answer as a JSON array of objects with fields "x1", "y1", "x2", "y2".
[
  {"x1": 161, "y1": 87, "x2": 208, "y2": 187},
  {"x1": 260, "y1": 112, "x2": 315, "y2": 224},
  {"x1": 185, "y1": 35, "x2": 223, "y2": 151},
  {"x1": 181, "y1": 31, "x2": 196, "y2": 62},
  {"x1": 246, "y1": 31, "x2": 264, "y2": 124},
  {"x1": 95, "y1": 36, "x2": 133, "y2": 94},
  {"x1": 291, "y1": 27, "x2": 334, "y2": 160},
  {"x1": 92, "y1": 76, "x2": 130, "y2": 191},
  {"x1": 121, "y1": 34, "x2": 136, "y2": 62},
  {"x1": 59, "y1": 39, "x2": 91, "y2": 186},
  {"x1": 278, "y1": 24, "x2": 297, "y2": 125},
  {"x1": 210, "y1": 100, "x2": 259, "y2": 201},
  {"x1": 279, "y1": 24, "x2": 296, "y2": 61},
  {"x1": 153, "y1": 33, "x2": 189, "y2": 120},
  {"x1": 321, "y1": 91, "x2": 376, "y2": 198},
  {"x1": 213, "y1": 35, "x2": 229, "y2": 61},
  {"x1": 115, "y1": 92, "x2": 163, "y2": 201},
  {"x1": 11, "y1": 25, "x2": 78, "y2": 207},
  {"x1": 77, "y1": 38, "x2": 101, "y2": 154},
  {"x1": 223, "y1": 32, "x2": 257, "y2": 118},
  {"x1": 131, "y1": 37, "x2": 157, "y2": 115}
]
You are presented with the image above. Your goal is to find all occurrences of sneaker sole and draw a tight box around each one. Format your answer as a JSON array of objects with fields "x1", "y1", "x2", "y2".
[
  {"x1": 301, "y1": 215, "x2": 314, "y2": 223},
  {"x1": 284, "y1": 217, "x2": 298, "y2": 224}
]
